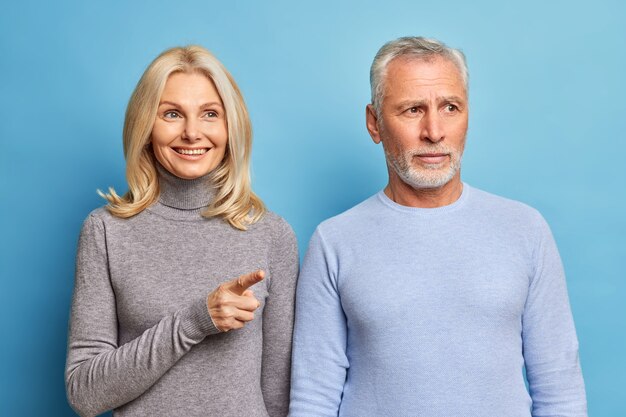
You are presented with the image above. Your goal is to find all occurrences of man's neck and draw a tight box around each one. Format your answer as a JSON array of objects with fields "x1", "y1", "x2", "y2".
[{"x1": 384, "y1": 175, "x2": 463, "y2": 208}]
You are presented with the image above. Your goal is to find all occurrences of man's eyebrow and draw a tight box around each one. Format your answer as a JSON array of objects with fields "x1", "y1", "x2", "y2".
[
  {"x1": 394, "y1": 99, "x2": 428, "y2": 109},
  {"x1": 394, "y1": 96, "x2": 466, "y2": 108},
  {"x1": 438, "y1": 95, "x2": 466, "y2": 104}
]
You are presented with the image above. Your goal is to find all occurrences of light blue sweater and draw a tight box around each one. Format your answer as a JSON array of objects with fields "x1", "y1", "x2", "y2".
[{"x1": 289, "y1": 184, "x2": 586, "y2": 417}]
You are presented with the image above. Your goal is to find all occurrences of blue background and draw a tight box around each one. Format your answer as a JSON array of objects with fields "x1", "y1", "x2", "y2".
[{"x1": 1, "y1": 1, "x2": 624, "y2": 415}]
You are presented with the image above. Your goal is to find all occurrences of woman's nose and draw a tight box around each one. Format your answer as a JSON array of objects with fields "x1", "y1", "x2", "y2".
[{"x1": 182, "y1": 119, "x2": 200, "y2": 141}]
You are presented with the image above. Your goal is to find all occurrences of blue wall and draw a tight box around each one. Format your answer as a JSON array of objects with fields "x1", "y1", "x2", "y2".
[{"x1": 1, "y1": 1, "x2": 624, "y2": 415}]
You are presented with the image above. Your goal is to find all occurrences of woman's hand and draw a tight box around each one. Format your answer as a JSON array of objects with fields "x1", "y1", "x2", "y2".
[{"x1": 207, "y1": 270, "x2": 264, "y2": 332}]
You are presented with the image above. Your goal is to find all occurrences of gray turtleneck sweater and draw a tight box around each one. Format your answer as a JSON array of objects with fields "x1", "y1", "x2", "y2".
[{"x1": 65, "y1": 167, "x2": 299, "y2": 417}]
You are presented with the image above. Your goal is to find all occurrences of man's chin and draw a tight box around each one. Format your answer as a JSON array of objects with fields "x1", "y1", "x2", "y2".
[{"x1": 402, "y1": 169, "x2": 457, "y2": 190}]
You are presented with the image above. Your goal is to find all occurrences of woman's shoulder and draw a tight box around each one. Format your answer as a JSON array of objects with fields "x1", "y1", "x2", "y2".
[
  {"x1": 256, "y1": 210, "x2": 290, "y2": 227},
  {"x1": 84, "y1": 206, "x2": 109, "y2": 220},
  {"x1": 254, "y1": 211, "x2": 299, "y2": 268},
  {"x1": 79, "y1": 207, "x2": 107, "y2": 228},
  {"x1": 81, "y1": 205, "x2": 148, "y2": 230},
  {"x1": 252, "y1": 211, "x2": 297, "y2": 242},
  {"x1": 82, "y1": 206, "x2": 121, "y2": 224}
]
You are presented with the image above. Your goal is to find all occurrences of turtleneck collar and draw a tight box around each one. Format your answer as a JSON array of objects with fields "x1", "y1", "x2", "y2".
[{"x1": 156, "y1": 163, "x2": 217, "y2": 210}]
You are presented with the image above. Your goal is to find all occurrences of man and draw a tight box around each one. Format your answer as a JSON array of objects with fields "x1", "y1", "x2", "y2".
[{"x1": 289, "y1": 37, "x2": 587, "y2": 416}]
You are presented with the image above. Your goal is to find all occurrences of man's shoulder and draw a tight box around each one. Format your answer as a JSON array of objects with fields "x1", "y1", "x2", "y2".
[
  {"x1": 467, "y1": 184, "x2": 547, "y2": 228},
  {"x1": 317, "y1": 192, "x2": 381, "y2": 230},
  {"x1": 308, "y1": 192, "x2": 385, "y2": 246}
]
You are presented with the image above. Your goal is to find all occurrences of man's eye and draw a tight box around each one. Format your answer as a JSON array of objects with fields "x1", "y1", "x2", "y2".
[
  {"x1": 444, "y1": 104, "x2": 458, "y2": 112},
  {"x1": 407, "y1": 107, "x2": 419, "y2": 114}
]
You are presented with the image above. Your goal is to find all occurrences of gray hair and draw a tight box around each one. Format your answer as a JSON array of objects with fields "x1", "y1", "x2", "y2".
[{"x1": 370, "y1": 36, "x2": 468, "y2": 116}]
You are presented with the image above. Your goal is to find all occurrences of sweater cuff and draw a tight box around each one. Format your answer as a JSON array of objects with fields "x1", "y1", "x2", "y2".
[{"x1": 179, "y1": 294, "x2": 221, "y2": 340}]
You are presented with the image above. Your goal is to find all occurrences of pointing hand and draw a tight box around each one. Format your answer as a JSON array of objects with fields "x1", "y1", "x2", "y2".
[{"x1": 207, "y1": 270, "x2": 264, "y2": 332}]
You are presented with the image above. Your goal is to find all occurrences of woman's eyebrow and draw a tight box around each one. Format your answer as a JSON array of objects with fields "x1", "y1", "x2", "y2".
[
  {"x1": 199, "y1": 101, "x2": 224, "y2": 109},
  {"x1": 158, "y1": 100, "x2": 180, "y2": 107},
  {"x1": 157, "y1": 100, "x2": 224, "y2": 109}
]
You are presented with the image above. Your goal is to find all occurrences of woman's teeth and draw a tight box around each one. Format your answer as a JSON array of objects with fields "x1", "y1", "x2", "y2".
[{"x1": 176, "y1": 148, "x2": 208, "y2": 155}]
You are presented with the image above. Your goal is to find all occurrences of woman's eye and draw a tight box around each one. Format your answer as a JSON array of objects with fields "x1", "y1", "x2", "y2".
[
  {"x1": 164, "y1": 111, "x2": 180, "y2": 119},
  {"x1": 204, "y1": 110, "x2": 218, "y2": 118}
]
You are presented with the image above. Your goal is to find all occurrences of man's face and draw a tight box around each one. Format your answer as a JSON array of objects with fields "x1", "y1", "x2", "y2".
[{"x1": 367, "y1": 56, "x2": 468, "y2": 190}]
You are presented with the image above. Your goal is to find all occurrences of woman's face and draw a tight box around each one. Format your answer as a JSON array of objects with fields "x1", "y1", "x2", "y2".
[{"x1": 151, "y1": 72, "x2": 228, "y2": 180}]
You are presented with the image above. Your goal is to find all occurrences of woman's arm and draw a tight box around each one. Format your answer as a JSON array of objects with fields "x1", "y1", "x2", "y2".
[
  {"x1": 261, "y1": 217, "x2": 299, "y2": 417},
  {"x1": 65, "y1": 214, "x2": 219, "y2": 417}
]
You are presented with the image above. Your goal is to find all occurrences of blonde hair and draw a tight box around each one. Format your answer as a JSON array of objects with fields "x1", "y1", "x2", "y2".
[{"x1": 100, "y1": 45, "x2": 265, "y2": 230}]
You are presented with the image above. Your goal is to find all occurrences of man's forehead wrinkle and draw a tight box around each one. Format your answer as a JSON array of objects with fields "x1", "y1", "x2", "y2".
[
  {"x1": 394, "y1": 78, "x2": 459, "y2": 90},
  {"x1": 385, "y1": 77, "x2": 466, "y2": 101},
  {"x1": 385, "y1": 81, "x2": 464, "y2": 100},
  {"x1": 384, "y1": 57, "x2": 464, "y2": 88}
]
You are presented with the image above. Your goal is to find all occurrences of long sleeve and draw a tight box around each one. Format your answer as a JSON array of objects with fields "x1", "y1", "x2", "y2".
[
  {"x1": 289, "y1": 228, "x2": 348, "y2": 417},
  {"x1": 65, "y1": 214, "x2": 220, "y2": 417},
  {"x1": 261, "y1": 218, "x2": 299, "y2": 417},
  {"x1": 522, "y1": 216, "x2": 587, "y2": 416}
]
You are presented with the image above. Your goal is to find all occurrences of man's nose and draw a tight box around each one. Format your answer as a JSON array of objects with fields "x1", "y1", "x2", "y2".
[{"x1": 421, "y1": 111, "x2": 444, "y2": 143}]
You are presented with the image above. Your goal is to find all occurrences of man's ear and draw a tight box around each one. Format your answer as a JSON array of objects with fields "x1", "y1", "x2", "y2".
[{"x1": 366, "y1": 104, "x2": 382, "y2": 144}]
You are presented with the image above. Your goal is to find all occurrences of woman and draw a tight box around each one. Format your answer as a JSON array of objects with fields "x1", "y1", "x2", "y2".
[{"x1": 65, "y1": 45, "x2": 298, "y2": 417}]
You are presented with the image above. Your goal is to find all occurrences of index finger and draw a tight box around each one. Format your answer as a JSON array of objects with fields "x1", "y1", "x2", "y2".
[{"x1": 225, "y1": 270, "x2": 265, "y2": 295}]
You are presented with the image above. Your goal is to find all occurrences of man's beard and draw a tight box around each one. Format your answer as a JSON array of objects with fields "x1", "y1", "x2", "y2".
[{"x1": 384, "y1": 144, "x2": 463, "y2": 189}]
